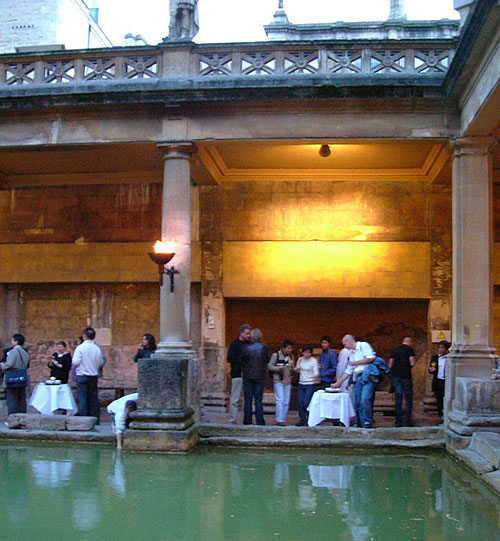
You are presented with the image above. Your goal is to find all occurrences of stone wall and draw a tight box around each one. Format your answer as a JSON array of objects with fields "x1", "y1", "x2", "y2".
[
  {"x1": 0, "y1": 183, "x2": 161, "y2": 244},
  {"x1": 200, "y1": 179, "x2": 453, "y2": 404}
]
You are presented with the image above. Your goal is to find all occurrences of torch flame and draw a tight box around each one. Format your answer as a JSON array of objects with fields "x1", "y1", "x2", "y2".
[{"x1": 153, "y1": 240, "x2": 175, "y2": 254}]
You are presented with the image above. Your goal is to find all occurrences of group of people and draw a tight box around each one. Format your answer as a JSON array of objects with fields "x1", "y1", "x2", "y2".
[
  {"x1": 227, "y1": 324, "x2": 453, "y2": 428},
  {"x1": 0, "y1": 328, "x2": 107, "y2": 421}
]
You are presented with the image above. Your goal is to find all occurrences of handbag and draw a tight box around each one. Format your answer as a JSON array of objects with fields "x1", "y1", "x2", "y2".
[{"x1": 4, "y1": 368, "x2": 28, "y2": 388}]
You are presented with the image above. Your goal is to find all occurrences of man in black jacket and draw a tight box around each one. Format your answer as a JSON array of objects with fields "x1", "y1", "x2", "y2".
[
  {"x1": 227, "y1": 324, "x2": 251, "y2": 423},
  {"x1": 241, "y1": 328, "x2": 270, "y2": 425}
]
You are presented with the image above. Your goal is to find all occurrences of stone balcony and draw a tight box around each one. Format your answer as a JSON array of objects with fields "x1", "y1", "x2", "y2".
[{"x1": 0, "y1": 38, "x2": 459, "y2": 106}]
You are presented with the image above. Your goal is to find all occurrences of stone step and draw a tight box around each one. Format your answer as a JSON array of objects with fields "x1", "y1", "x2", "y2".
[
  {"x1": 199, "y1": 423, "x2": 442, "y2": 442},
  {"x1": 469, "y1": 431, "x2": 500, "y2": 470}
]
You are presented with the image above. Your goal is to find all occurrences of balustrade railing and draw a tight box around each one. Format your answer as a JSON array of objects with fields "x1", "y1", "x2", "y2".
[{"x1": 0, "y1": 43, "x2": 455, "y2": 86}]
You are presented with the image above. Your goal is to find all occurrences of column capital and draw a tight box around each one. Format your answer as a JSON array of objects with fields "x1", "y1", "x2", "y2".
[
  {"x1": 157, "y1": 142, "x2": 196, "y2": 161},
  {"x1": 451, "y1": 136, "x2": 498, "y2": 157}
]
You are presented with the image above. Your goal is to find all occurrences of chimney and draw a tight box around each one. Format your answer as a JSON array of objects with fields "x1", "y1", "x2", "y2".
[{"x1": 388, "y1": 0, "x2": 407, "y2": 20}]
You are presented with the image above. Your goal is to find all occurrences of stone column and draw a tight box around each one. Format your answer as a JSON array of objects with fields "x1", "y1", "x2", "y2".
[
  {"x1": 446, "y1": 137, "x2": 499, "y2": 442},
  {"x1": 127, "y1": 143, "x2": 198, "y2": 453},
  {"x1": 156, "y1": 144, "x2": 193, "y2": 355}
]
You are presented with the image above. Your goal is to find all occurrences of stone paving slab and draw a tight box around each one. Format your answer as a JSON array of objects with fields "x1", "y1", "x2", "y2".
[{"x1": 0, "y1": 422, "x2": 114, "y2": 444}]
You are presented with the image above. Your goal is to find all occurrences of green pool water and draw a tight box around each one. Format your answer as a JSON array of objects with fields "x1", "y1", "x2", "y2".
[{"x1": 0, "y1": 444, "x2": 499, "y2": 541}]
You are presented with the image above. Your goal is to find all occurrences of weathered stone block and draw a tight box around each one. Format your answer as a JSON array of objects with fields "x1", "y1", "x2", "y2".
[
  {"x1": 453, "y1": 377, "x2": 500, "y2": 414},
  {"x1": 470, "y1": 432, "x2": 500, "y2": 469},
  {"x1": 65, "y1": 416, "x2": 96, "y2": 431},
  {"x1": 124, "y1": 424, "x2": 198, "y2": 453},
  {"x1": 38, "y1": 415, "x2": 66, "y2": 431},
  {"x1": 7, "y1": 413, "x2": 67, "y2": 430}
]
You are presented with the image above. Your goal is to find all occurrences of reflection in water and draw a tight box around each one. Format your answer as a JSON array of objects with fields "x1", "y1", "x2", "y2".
[
  {"x1": 308, "y1": 464, "x2": 353, "y2": 490},
  {"x1": 0, "y1": 445, "x2": 499, "y2": 540},
  {"x1": 72, "y1": 493, "x2": 101, "y2": 532},
  {"x1": 107, "y1": 453, "x2": 126, "y2": 497},
  {"x1": 30, "y1": 460, "x2": 73, "y2": 488},
  {"x1": 273, "y1": 462, "x2": 289, "y2": 487}
]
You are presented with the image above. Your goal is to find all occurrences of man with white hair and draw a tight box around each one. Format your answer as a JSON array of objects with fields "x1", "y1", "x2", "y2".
[{"x1": 332, "y1": 335, "x2": 375, "y2": 428}]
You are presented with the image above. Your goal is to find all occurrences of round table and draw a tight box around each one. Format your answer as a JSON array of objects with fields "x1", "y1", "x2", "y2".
[
  {"x1": 28, "y1": 383, "x2": 77, "y2": 416},
  {"x1": 307, "y1": 390, "x2": 355, "y2": 427}
]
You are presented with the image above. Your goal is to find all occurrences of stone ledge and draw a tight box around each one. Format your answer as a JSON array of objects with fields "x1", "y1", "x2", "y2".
[
  {"x1": 8, "y1": 413, "x2": 96, "y2": 432},
  {"x1": 199, "y1": 436, "x2": 444, "y2": 449},
  {"x1": 199, "y1": 423, "x2": 443, "y2": 442}
]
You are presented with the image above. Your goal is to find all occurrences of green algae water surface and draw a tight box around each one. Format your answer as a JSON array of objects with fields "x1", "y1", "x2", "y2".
[{"x1": 0, "y1": 444, "x2": 499, "y2": 540}]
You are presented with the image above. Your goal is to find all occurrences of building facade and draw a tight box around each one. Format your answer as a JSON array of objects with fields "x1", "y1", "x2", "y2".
[
  {"x1": 0, "y1": 1, "x2": 499, "y2": 442},
  {"x1": 0, "y1": 0, "x2": 112, "y2": 53}
]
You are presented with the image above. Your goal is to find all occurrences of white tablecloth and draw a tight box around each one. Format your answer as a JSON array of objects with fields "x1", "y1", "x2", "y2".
[
  {"x1": 29, "y1": 383, "x2": 77, "y2": 416},
  {"x1": 307, "y1": 390, "x2": 355, "y2": 427}
]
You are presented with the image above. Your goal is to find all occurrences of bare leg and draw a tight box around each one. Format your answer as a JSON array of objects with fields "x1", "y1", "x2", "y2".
[{"x1": 116, "y1": 432, "x2": 123, "y2": 450}]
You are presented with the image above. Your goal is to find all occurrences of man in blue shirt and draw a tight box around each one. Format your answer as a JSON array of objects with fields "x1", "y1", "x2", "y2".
[{"x1": 319, "y1": 335, "x2": 338, "y2": 389}]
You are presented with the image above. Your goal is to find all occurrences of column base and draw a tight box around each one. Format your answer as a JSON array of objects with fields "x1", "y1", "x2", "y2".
[
  {"x1": 129, "y1": 408, "x2": 194, "y2": 431},
  {"x1": 124, "y1": 423, "x2": 198, "y2": 453},
  {"x1": 128, "y1": 350, "x2": 199, "y2": 452},
  {"x1": 446, "y1": 377, "x2": 500, "y2": 438}
]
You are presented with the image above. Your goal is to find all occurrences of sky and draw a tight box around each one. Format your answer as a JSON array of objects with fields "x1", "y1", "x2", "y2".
[{"x1": 96, "y1": 0, "x2": 460, "y2": 46}]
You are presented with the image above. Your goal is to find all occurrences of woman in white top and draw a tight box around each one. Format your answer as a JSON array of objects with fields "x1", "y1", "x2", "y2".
[{"x1": 295, "y1": 345, "x2": 319, "y2": 426}]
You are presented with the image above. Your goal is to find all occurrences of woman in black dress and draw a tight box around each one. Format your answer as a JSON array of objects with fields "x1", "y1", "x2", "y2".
[{"x1": 48, "y1": 341, "x2": 72, "y2": 383}]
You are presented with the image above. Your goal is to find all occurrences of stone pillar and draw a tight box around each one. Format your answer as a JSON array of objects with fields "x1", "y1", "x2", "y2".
[
  {"x1": 388, "y1": 0, "x2": 407, "y2": 20},
  {"x1": 127, "y1": 143, "x2": 198, "y2": 453},
  {"x1": 446, "y1": 137, "x2": 499, "y2": 443}
]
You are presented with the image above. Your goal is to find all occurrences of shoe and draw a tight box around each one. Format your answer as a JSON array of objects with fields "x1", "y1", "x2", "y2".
[
  {"x1": 295, "y1": 422, "x2": 306, "y2": 426},
  {"x1": 395, "y1": 422, "x2": 403, "y2": 427},
  {"x1": 243, "y1": 422, "x2": 252, "y2": 425},
  {"x1": 276, "y1": 422, "x2": 286, "y2": 426},
  {"x1": 257, "y1": 422, "x2": 266, "y2": 426}
]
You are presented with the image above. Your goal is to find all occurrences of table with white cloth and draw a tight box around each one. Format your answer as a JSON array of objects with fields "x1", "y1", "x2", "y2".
[
  {"x1": 28, "y1": 383, "x2": 77, "y2": 416},
  {"x1": 307, "y1": 390, "x2": 355, "y2": 427}
]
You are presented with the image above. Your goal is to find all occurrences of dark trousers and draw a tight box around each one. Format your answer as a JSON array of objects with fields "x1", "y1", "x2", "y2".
[
  {"x1": 76, "y1": 375, "x2": 99, "y2": 421},
  {"x1": 393, "y1": 377, "x2": 413, "y2": 426},
  {"x1": 433, "y1": 379, "x2": 445, "y2": 418},
  {"x1": 297, "y1": 384, "x2": 316, "y2": 425},
  {"x1": 243, "y1": 379, "x2": 265, "y2": 425},
  {"x1": 5, "y1": 387, "x2": 27, "y2": 414}
]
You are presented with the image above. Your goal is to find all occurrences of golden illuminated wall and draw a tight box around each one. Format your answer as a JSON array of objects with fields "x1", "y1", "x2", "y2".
[
  {"x1": 0, "y1": 242, "x2": 201, "y2": 283},
  {"x1": 223, "y1": 241, "x2": 430, "y2": 298}
]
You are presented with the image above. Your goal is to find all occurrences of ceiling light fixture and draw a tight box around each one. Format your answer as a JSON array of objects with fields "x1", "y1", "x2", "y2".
[{"x1": 319, "y1": 144, "x2": 331, "y2": 158}]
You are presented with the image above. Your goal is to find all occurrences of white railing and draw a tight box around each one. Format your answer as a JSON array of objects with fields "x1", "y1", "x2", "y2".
[{"x1": 0, "y1": 43, "x2": 456, "y2": 86}]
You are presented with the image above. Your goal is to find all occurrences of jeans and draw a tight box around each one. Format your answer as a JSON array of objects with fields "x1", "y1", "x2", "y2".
[
  {"x1": 354, "y1": 377, "x2": 376, "y2": 428},
  {"x1": 274, "y1": 382, "x2": 291, "y2": 423},
  {"x1": 5, "y1": 387, "x2": 27, "y2": 414},
  {"x1": 229, "y1": 377, "x2": 243, "y2": 422},
  {"x1": 76, "y1": 375, "x2": 99, "y2": 421},
  {"x1": 297, "y1": 384, "x2": 316, "y2": 425},
  {"x1": 393, "y1": 377, "x2": 413, "y2": 426},
  {"x1": 243, "y1": 379, "x2": 265, "y2": 425}
]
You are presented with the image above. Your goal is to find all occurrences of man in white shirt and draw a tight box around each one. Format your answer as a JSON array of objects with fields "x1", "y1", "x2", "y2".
[
  {"x1": 332, "y1": 335, "x2": 375, "y2": 428},
  {"x1": 72, "y1": 327, "x2": 104, "y2": 423},
  {"x1": 107, "y1": 393, "x2": 138, "y2": 449}
]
